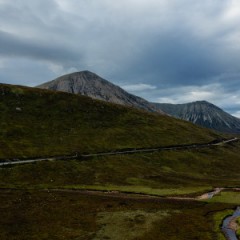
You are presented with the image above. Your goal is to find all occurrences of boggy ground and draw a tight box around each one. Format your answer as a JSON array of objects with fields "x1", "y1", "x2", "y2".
[{"x1": 0, "y1": 188, "x2": 237, "y2": 240}]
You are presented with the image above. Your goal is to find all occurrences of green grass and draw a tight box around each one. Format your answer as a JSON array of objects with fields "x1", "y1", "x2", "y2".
[
  {"x1": 1, "y1": 84, "x2": 239, "y2": 194},
  {"x1": 61, "y1": 184, "x2": 212, "y2": 196},
  {"x1": 0, "y1": 83, "x2": 222, "y2": 159},
  {"x1": 94, "y1": 209, "x2": 174, "y2": 240},
  {"x1": 1, "y1": 143, "x2": 240, "y2": 195},
  {"x1": 208, "y1": 192, "x2": 240, "y2": 204}
]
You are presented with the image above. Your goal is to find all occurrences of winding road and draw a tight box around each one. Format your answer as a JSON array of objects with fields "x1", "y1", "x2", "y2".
[{"x1": 0, "y1": 137, "x2": 238, "y2": 167}]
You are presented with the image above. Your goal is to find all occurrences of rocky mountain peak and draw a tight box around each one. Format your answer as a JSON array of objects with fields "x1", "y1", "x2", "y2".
[
  {"x1": 153, "y1": 101, "x2": 240, "y2": 133},
  {"x1": 37, "y1": 71, "x2": 164, "y2": 114}
]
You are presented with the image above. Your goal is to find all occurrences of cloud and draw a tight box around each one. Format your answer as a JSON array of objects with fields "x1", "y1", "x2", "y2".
[
  {"x1": 1, "y1": 0, "x2": 240, "y2": 82},
  {"x1": 0, "y1": 0, "x2": 240, "y2": 115},
  {"x1": 130, "y1": 82, "x2": 240, "y2": 116},
  {"x1": 0, "y1": 58, "x2": 5, "y2": 69},
  {"x1": 0, "y1": 30, "x2": 81, "y2": 64},
  {"x1": 154, "y1": 84, "x2": 222, "y2": 104},
  {"x1": 232, "y1": 111, "x2": 240, "y2": 118},
  {"x1": 121, "y1": 83, "x2": 157, "y2": 92}
]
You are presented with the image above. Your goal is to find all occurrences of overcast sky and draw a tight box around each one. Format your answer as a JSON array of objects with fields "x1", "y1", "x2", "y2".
[{"x1": 1, "y1": 0, "x2": 240, "y2": 116}]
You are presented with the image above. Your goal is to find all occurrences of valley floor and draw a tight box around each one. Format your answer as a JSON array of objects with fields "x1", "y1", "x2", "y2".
[
  {"x1": 0, "y1": 188, "x2": 238, "y2": 240},
  {"x1": 1, "y1": 141, "x2": 240, "y2": 239}
]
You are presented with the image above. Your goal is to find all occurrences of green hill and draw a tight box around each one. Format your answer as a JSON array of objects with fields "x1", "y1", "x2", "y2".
[
  {"x1": 0, "y1": 83, "x2": 221, "y2": 159},
  {"x1": 1, "y1": 83, "x2": 240, "y2": 240}
]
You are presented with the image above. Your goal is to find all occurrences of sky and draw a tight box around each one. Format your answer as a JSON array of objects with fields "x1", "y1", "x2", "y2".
[{"x1": 1, "y1": 0, "x2": 240, "y2": 116}]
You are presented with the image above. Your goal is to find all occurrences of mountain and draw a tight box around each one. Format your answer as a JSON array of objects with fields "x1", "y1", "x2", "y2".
[
  {"x1": 154, "y1": 101, "x2": 240, "y2": 133},
  {"x1": 37, "y1": 70, "x2": 164, "y2": 114},
  {"x1": 37, "y1": 71, "x2": 240, "y2": 133},
  {"x1": 0, "y1": 84, "x2": 220, "y2": 159}
]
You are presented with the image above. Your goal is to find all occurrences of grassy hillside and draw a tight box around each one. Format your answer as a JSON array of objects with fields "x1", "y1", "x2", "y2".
[
  {"x1": 0, "y1": 83, "x2": 221, "y2": 159},
  {"x1": 1, "y1": 141, "x2": 240, "y2": 191},
  {"x1": 1, "y1": 83, "x2": 240, "y2": 240}
]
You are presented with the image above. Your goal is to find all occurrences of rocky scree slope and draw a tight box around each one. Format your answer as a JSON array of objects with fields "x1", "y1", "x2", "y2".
[
  {"x1": 37, "y1": 71, "x2": 164, "y2": 114},
  {"x1": 154, "y1": 101, "x2": 240, "y2": 133}
]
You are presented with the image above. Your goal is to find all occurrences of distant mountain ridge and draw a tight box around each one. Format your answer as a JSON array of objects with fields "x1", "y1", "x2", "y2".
[
  {"x1": 153, "y1": 101, "x2": 240, "y2": 133},
  {"x1": 37, "y1": 71, "x2": 164, "y2": 114},
  {"x1": 37, "y1": 70, "x2": 240, "y2": 133}
]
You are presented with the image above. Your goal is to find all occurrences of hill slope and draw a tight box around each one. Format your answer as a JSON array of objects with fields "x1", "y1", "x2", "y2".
[
  {"x1": 154, "y1": 101, "x2": 240, "y2": 133},
  {"x1": 1, "y1": 84, "x2": 240, "y2": 240},
  {"x1": 37, "y1": 71, "x2": 164, "y2": 114},
  {"x1": 37, "y1": 71, "x2": 240, "y2": 133},
  {"x1": 0, "y1": 84, "x2": 221, "y2": 159}
]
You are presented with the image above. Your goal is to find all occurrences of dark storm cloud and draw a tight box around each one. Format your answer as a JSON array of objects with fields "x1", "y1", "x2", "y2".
[
  {"x1": 1, "y1": 0, "x2": 240, "y2": 115},
  {"x1": 0, "y1": 59, "x2": 57, "y2": 85},
  {"x1": 0, "y1": 30, "x2": 81, "y2": 64},
  {"x1": 121, "y1": 33, "x2": 224, "y2": 86}
]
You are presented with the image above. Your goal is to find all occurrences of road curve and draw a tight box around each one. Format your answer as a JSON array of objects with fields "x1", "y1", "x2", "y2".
[{"x1": 0, "y1": 137, "x2": 238, "y2": 167}]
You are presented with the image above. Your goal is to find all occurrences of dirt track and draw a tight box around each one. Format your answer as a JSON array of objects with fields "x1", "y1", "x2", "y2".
[{"x1": 44, "y1": 187, "x2": 240, "y2": 202}]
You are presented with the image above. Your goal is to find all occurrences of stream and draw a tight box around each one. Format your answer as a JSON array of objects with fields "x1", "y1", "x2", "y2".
[{"x1": 222, "y1": 207, "x2": 240, "y2": 240}]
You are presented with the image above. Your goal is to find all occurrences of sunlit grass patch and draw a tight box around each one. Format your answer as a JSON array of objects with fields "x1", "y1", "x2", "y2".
[
  {"x1": 62, "y1": 184, "x2": 212, "y2": 196},
  {"x1": 208, "y1": 191, "x2": 240, "y2": 204},
  {"x1": 95, "y1": 210, "x2": 174, "y2": 240}
]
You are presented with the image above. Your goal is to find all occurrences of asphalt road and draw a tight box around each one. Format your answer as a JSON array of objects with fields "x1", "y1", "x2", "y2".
[{"x1": 0, "y1": 137, "x2": 238, "y2": 167}]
